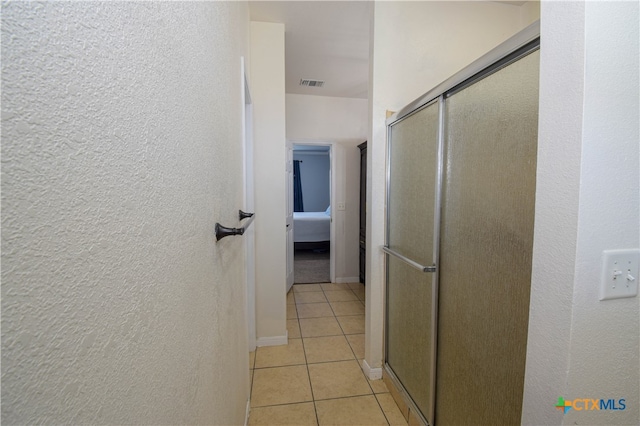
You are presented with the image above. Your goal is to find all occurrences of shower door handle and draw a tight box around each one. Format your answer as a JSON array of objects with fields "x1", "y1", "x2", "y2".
[{"x1": 382, "y1": 246, "x2": 436, "y2": 273}]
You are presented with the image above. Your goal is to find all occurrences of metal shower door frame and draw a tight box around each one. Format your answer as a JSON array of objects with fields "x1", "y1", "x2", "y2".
[
  {"x1": 382, "y1": 20, "x2": 541, "y2": 426},
  {"x1": 384, "y1": 96, "x2": 442, "y2": 426}
]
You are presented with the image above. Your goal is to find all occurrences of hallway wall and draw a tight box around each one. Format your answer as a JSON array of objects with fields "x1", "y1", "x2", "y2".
[
  {"x1": 251, "y1": 21, "x2": 288, "y2": 344},
  {"x1": 523, "y1": 2, "x2": 640, "y2": 424},
  {"x1": 1, "y1": 2, "x2": 251, "y2": 424}
]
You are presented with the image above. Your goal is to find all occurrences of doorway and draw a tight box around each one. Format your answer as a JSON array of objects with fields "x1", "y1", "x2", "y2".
[{"x1": 290, "y1": 143, "x2": 334, "y2": 285}]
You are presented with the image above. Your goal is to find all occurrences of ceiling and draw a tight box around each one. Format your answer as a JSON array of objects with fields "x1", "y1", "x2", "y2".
[
  {"x1": 248, "y1": 1, "x2": 530, "y2": 100},
  {"x1": 249, "y1": 1, "x2": 371, "y2": 99}
]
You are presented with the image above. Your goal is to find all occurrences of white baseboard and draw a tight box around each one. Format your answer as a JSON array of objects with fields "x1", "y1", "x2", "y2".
[
  {"x1": 244, "y1": 398, "x2": 250, "y2": 426},
  {"x1": 335, "y1": 276, "x2": 360, "y2": 284},
  {"x1": 256, "y1": 331, "x2": 288, "y2": 347},
  {"x1": 361, "y1": 359, "x2": 383, "y2": 380}
]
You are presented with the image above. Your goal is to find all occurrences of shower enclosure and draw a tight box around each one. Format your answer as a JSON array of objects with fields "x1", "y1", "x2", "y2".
[{"x1": 383, "y1": 23, "x2": 540, "y2": 425}]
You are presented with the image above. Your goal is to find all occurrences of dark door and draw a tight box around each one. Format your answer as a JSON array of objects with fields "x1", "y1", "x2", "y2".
[{"x1": 358, "y1": 142, "x2": 367, "y2": 284}]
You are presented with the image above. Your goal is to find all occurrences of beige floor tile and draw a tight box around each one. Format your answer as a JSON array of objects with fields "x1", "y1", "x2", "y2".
[
  {"x1": 345, "y1": 334, "x2": 365, "y2": 359},
  {"x1": 315, "y1": 395, "x2": 388, "y2": 426},
  {"x1": 295, "y1": 291, "x2": 328, "y2": 304},
  {"x1": 287, "y1": 290, "x2": 296, "y2": 305},
  {"x1": 368, "y1": 376, "x2": 389, "y2": 394},
  {"x1": 377, "y1": 393, "x2": 409, "y2": 426},
  {"x1": 303, "y1": 335, "x2": 355, "y2": 364},
  {"x1": 299, "y1": 317, "x2": 343, "y2": 338},
  {"x1": 287, "y1": 319, "x2": 301, "y2": 339},
  {"x1": 308, "y1": 360, "x2": 372, "y2": 400},
  {"x1": 330, "y1": 301, "x2": 365, "y2": 316},
  {"x1": 323, "y1": 289, "x2": 358, "y2": 302},
  {"x1": 249, "y1": 402, "x2": 318, "y2": 425},
  {"x1": 287, "y1": 304, "x2": 298, "y2": 319},
  {"x1": 320, "y1": 283, "x2": 352, "y2": 291},
  {"x1": 297, "y1": 302, "x2": 334, "y2": 319},
  {"x1": 336, "y1": 315, "x2": 365, "y2": 334},
  {"x1": 255, "y1": 338, "x2": 306, "y2": 368},
  {"x1": 353, "y1": 288, "x2": 365, "y2": 301},
  {"x1": 294, "y1": 284, "x2": 323, "y2": 293},
  {"x1": 251, "y1": 365, "x2": 313, "y2": 407},
  {"x1": 347, "y1": 282, "x2": 365, "y2": 291},
  {"x1": 249, "y1": 351, "x2": 256, "y2": 369}
]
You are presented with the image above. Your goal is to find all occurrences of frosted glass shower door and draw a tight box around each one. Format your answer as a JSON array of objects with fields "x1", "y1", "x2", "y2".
[
  {"x1": 435, "y1": 50, "x2": 540, "y2": 425},
  {"x1": 385, "y1": 100, "x2": 440, "y2": 423}
]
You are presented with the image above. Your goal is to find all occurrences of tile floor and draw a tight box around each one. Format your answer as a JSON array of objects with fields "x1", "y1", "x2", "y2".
[{"x1": 248, "y1": 282, "x2": 408, "y2": 426}]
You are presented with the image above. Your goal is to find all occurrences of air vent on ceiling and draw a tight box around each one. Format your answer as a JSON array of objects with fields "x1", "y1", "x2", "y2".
[{"x1": 300, "y1": 79, "x2": 325, "y2": 88}]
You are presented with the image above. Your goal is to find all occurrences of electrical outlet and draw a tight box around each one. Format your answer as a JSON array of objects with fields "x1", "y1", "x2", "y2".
[
  {"x1": 337, "y1": 202, "x2": 345, "y2": 211},
  {"x1": 599, "y1": 249, "x2": 639, "y2": 301}
]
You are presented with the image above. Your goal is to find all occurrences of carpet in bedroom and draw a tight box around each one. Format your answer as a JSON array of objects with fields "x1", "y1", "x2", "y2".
[{"x1": 294, "y1": 249, "x2": 330, "y2": 284}]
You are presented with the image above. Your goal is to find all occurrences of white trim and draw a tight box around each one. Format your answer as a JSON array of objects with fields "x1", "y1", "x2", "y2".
[
  {"x1": 244, "y1": 398, "x2": 250, "y2": 426},
  {"x1": 241, "y1": 56, "x2": 256, "y2": 352},
  {"x1": 361, "y1": 359, "x2": 383, "y2": 380},
  {"x1": 335, "y1": 276, "x2": 360, "y2": 284},
  {"x1": 256, "y1": 332, "x2": 288, "y2": 347}
]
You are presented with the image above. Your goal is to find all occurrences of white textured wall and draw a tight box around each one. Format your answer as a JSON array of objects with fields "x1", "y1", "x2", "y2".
[
  {"x1": 293, "y1": 152, "x2": 331, "y2": 212},
  {"x1": 523, "y1": 1, "x2": 640, "y2": 424},
  {"x1": 286, "y1": 94, "x2": 369, "y2": 140},
  {"x1": 367, "y1": 0, "x2": 528, "y2": 373},
  {"x1": 1, "y1": 2, "x2": 250, "y2": 424},
  {"x1": 251, "y1": 22, "x2": 288, "y2": 342},
  {"x1": 521, "y1": 3, "x2": 586, "y2": 422},
  {"x1": 287, "y1": 94, "x2": 368, "y2": 283}
]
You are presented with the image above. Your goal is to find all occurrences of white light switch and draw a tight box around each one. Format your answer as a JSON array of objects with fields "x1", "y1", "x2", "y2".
[{"x1": 600, "y1": 249, "x2": 639, "y2": 301}]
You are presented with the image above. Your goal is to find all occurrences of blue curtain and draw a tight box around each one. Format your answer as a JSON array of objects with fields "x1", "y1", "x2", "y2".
[{"x1": 293, "y1": 160, "x2": 304, "y2": 212}]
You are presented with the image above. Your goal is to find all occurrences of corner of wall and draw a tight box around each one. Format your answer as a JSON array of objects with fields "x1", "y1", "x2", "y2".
[{"x1": 250, "y1": 21, "x2": 288, "y2": 342}]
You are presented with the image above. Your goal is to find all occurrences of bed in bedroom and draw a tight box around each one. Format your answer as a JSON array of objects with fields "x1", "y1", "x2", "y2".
[{"x1": 294, "y1": 207, "x2": 331, "y2": 245}]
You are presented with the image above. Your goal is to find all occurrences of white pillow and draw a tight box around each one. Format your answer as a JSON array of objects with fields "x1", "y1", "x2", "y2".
[{"x1": 325, "y1": 206, "x2": 331, "y2": 215}]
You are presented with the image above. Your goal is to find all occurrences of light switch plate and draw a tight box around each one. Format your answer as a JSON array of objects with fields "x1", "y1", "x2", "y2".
[{"x1": 599, "y1": 249, "x2": 639, "y2": 301}]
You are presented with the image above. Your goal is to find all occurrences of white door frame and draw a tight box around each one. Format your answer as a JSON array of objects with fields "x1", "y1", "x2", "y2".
[
  {"x1": 241, "y1": 57, "x2": 256, "y2": 351},
  {"x1": 289, "y1": 140, "x2": 336, "y2": 284},
  {"x1": 286, "y1": 142, "x2": 295, "y2": 292}
]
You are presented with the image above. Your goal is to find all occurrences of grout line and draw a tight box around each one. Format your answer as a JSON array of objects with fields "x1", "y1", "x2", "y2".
[
  {"x1": 251, "y1": 400, "x2": 315, "y2": 408},
  {"x1": 290, "y1": 316, "x2": 302, "y2": 340},
  {"x1": 343, "y1": 330, "x2": 360, "y2": 361},
  {"x1": 314, "y1": 393, "x2": 377, "y2": 402},
  {"x1": 336, "y1": 290, "x2": 385, "y2": 422},
  {"x1": 296, "y1": 313, "x2": 320, "y2": 424},
  {"x1": 314, "y1": 392, "x2": 377, "y2": 403},
  {"x1": 374, "y1": 392, "x2": 393, "y2": 426},
  {"x1": 250, "y1": 399, "x2": 316, "y2": 410},
  {"x1": 300, "y1": 315, "x2": 320, "y2": 426},
  {"x1": 303, "y1": 357, "x2": 356, "y2": 366},
  {"x1": 252, "y1": 362, "x2": 308, "y2": 370}
]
